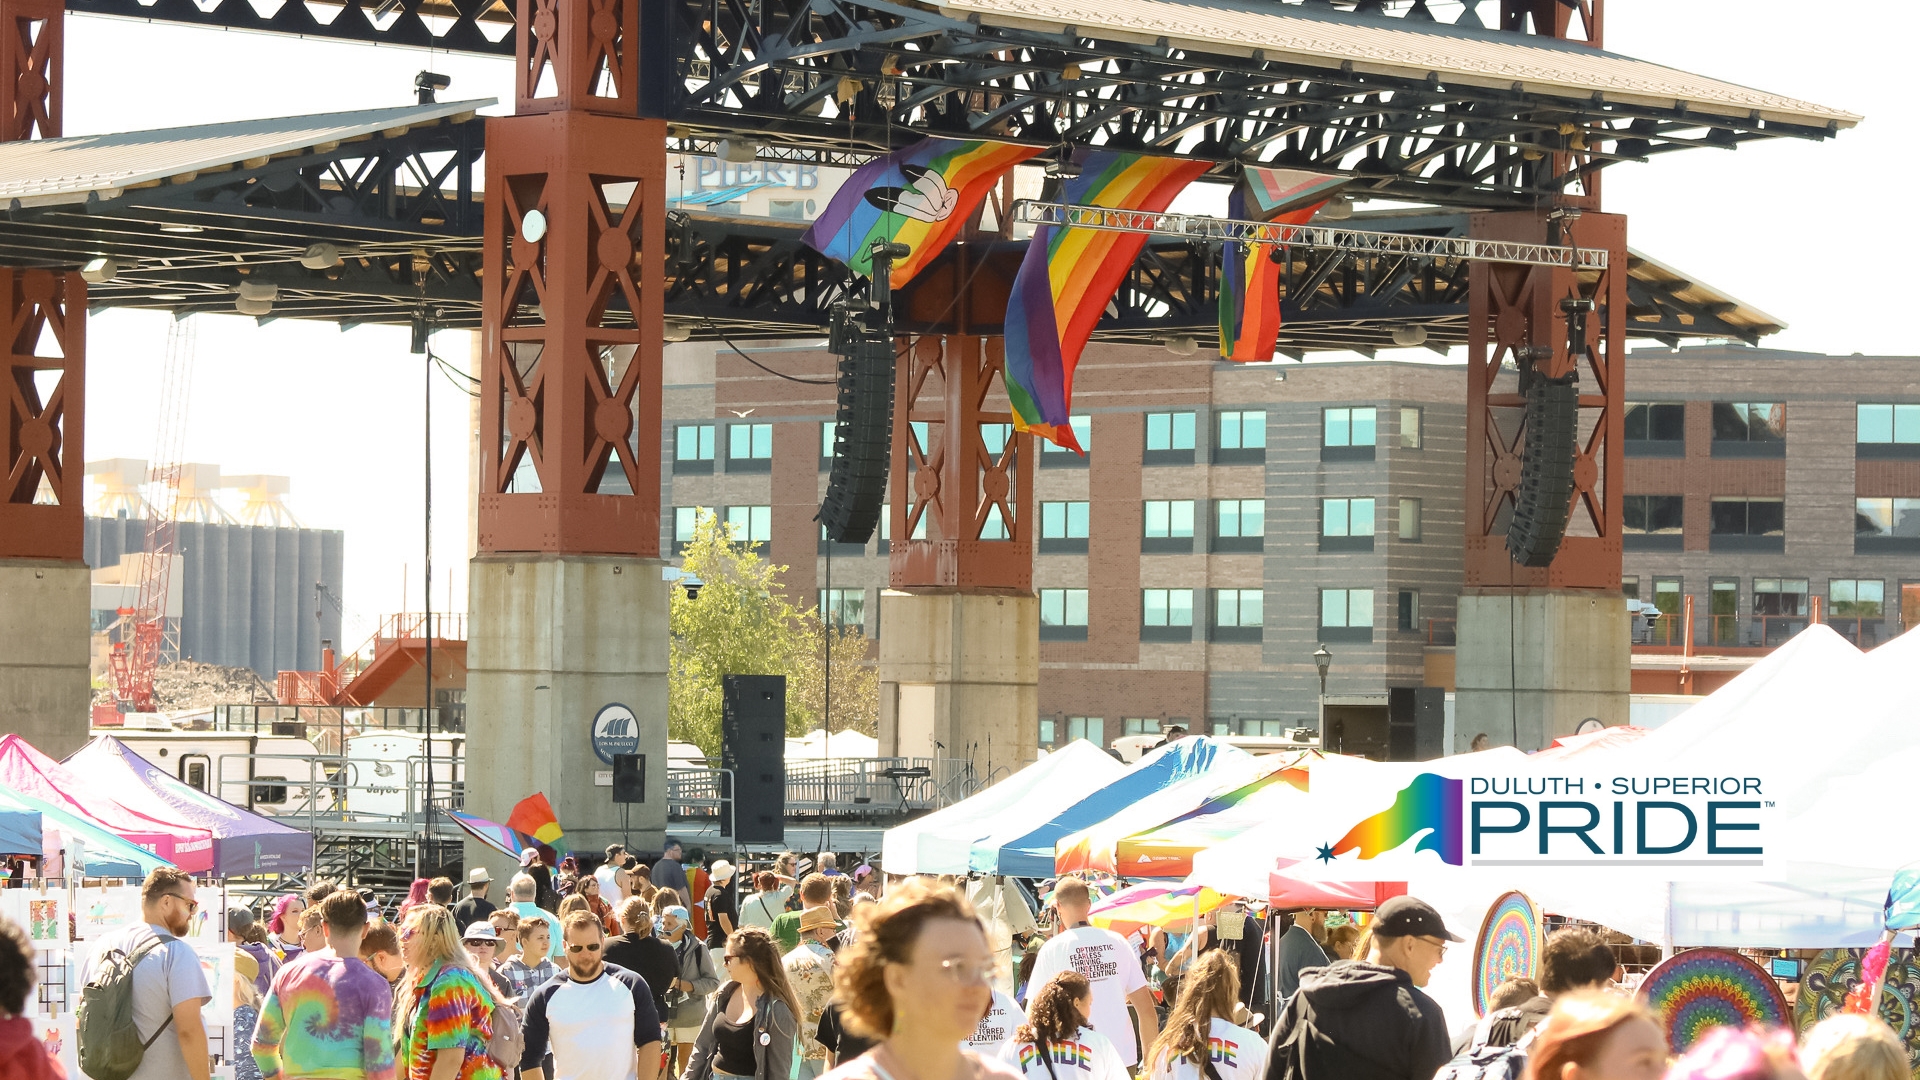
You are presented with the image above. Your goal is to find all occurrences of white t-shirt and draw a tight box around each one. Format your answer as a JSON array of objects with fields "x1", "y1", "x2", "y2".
[
  {"x1": 594, "y1": 863, "x2": 626, "y2": 902},
  {"x1": 1142, "y1": 1017, "x2": 1265, "y2": 1080},
  {"x1": 998, "y1": 1024, "x2": 1130, "y2": 1080},
  {"x1": 1027, "y1": 926, "x2": 1149, "y2": 1065},
  {"x1": 963, "y1": 990, "x2": 1026, "y2": 1058}
]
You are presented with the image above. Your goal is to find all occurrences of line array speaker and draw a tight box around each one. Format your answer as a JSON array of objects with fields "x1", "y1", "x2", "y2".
[
  {"x1": 721, "y1": 674, "x2": 787, "y2": 845},
  {"x1": 818, "y1": 315, "x2": 895, "y2": 545},
  {"x1": 1506, "y1": 371, "x2": 1579, "y2": 567}
]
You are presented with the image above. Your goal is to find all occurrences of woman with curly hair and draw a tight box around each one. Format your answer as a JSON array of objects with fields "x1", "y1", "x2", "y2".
[
  {"x1": 820, "y1": 879, "x2": 1020, "y2": 1080},
  {"x1": 999, "y1": 971, "x2": 1127, "y2": 1080},
  {"x1": 1142, "y1": 951, "x2": 1261, "y2": 1080}
]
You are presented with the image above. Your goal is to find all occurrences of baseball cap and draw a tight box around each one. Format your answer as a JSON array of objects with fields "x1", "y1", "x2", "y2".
[
  {"x1": 227, "y1": 907, "x2": 255, "y2": 932},
  {"x1": 462, "y1": 922, "x2": 500, "y2": 942},
  {"x1": 468, "y1": 867, "x2": 492, "y2": 885},
  {"x1": 663, "y1": 905, "x2": 690, "y2": 923},
  {"x1": 851, "y1": 865, "x2": 873, "y2": 881},
  {"x1": 519, "y1": 847, "x2": 540, "y2": 866},
  {"x1": 1370, "y1": 896, "x2": 1462, "y2": 942}
]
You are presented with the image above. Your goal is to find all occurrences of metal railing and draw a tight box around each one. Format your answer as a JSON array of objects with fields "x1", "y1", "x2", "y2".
[
  {"x1": 213, "y1": 703, "x2": 458, "y2": 755},
  {"x1": 665, "y1": 757, "x2": 990, "y2": 825}
]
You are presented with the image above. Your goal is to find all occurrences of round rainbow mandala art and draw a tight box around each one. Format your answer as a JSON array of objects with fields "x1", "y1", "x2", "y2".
[
  {"x1": 1472, "y1": 891, "x2": 1541, "y2": 1017},
  {"x1": 1639, "y1": 948, "x2": 1790, "y2": 1055}
]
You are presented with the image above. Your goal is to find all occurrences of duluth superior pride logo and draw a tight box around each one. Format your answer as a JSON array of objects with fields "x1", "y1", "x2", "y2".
[{"x1": 1320, "y1": 772, "x2": 1774, "y2": 869}]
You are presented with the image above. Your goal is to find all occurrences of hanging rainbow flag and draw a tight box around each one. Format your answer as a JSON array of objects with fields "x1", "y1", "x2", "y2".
[
  {"x1": 1219, "y1": 167, "x2": 1349, "y2": 362},
  {"x1": 1005, "y1": 152, "x2": 1210, "y2": 450},
  {"x1": 800, "y1": 136, "x2": 1041, "y2": 284},
  {"x1": 505, "y1": 793, "x2": 565, "y2": 848}
]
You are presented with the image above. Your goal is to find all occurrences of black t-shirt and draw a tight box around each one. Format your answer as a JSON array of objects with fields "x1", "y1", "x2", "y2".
[
  {"x1": 602, "y1": 932, "x2": 679, "y2": 1019},
  {"x1": 815, "y1": 1002, "x2": 876, "y2": 1063},
  {"x1": 706, "y1": 884, "x2": 739, "y2": 948},
  {"x1": 713, "y1": 990, "x2": 758, "y2": 1075},
  {"x1": 452, "y1": 896, "x2": 497, "y2": 933}
]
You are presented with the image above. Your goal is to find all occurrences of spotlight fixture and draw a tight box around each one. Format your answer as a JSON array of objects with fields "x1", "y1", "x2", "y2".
[
  {"x1": 1155, "y1": 333, "x2": 1198, "y2": 356},
  {"x1": 718, "y1": 138, "x2": 759, "y2": 164},
  {"x1": 236, "y1": 296, "x2": 272, "y2": 316},
  {"x1": 158, "y1": 223, "x2": 204, "y2": 234},
  {"x1": 414, "y1": 70, "x2": 451, "y2": 104},
  {"x1": 1319, "y1": 195, "x2": 1354, "y2": 220},
  {"x1": 300, "y1": 242, "x2": 342, "y2": 270},
  {"x1": 1391, "y1": 323, "x2": 1428, "y2": 347},
  {"x1": 520, "y1": 209, "x2": 548, "y2": 243},
  {"x1": 238, "y1": 280, "x2": 277, "y2": 302},
  {"x1": 80, "y1": 257, "x2": 118, "y2": 283},
  {"x1": 663, "y1": 318, "x2": 693, "y2": 343},
  {"x1": 1044, "y1": 148, "x2": 1080, "y2": 179}
]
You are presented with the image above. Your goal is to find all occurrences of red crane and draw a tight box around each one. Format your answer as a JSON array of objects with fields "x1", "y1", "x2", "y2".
[{"x1": 107, "y1": 318, "x2": 196, "y2": 713}]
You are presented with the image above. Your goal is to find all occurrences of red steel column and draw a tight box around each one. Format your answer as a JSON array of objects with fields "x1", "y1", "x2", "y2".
[
  {"x1": 0, "y1": 0, "x2": 58, "y2": 142},
  {"x1": 0, "y1": 268, "x2": 81, "y2": 557},
  {"x1": 478, "y1": 0, "x2": 661, "y2": 556},
  {"x1": 1463, "y1": 210, "x2": 1626, "y2": 590}
]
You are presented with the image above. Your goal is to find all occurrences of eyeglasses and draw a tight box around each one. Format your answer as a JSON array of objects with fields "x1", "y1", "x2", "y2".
[
  {"x1": 167, "y1": 894, "x2": 199, "y2": 914},
  {"x1": 567, "y1": 942, "x2": 602, "y2": 953},
  {"x1": 1417, "y1": 936, "x2": 1449, "y2": 955},
  {"x1": 935, "y1": 959, "x2": 992, "y2": 986},
  {"x1": 722, "y1": 954, "x2": 743, "y2": 965}
]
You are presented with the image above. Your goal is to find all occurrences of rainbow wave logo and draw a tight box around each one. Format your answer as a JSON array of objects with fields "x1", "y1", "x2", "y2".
[{"x1": 1325, "y1": 772, "x2": 1464, "y2": 866}]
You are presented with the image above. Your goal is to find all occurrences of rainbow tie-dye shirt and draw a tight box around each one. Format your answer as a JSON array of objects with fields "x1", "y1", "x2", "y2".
[
  {"x1": 251, "y1": 953, "x2": 396, "y2": 1080},
  {"x1": 399, "y1": 963, "x2": 501, "y2": 1080}
]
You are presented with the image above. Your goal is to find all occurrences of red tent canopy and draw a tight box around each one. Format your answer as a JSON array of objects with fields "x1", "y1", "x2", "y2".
[{"x1": 0, "y1": 735, "x2": 213, "y2": 872}]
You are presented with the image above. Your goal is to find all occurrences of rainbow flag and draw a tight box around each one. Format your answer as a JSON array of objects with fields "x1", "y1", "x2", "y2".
[
  {"x1": 1219, "y1": 167, "x2": 1348, "y2": 362},
  {"x1": 800, "y1": 137, "x2": 1041, "y2": 284},
  {"x1": 1004, "y1": 152, "x2": 1210, "y2": 451},
  {"x1": 505, "y1": 793, "x2": 565, "y2": 847},
  {"x1": 444, "y1": 809, "x2": 531, "y2": 861}
]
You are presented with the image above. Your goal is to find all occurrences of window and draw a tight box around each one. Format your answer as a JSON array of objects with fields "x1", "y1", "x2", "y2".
[
  {"x1": 1322, "y1": 407, "x2": 1377, "y2": 461},
  {"x1": 1320, "y1": 497, "x2": 1375, "y2": 552},
  {"x1": 1038, "y1": 717, "x2": 1055, "y2": 745},
  {"x1": 1065, "y1": 716, "x2": 1099, "y2": 743},
  {"x1": 819, "y1": 588, "x2": 866, "y2": 630},
  {"x1": 674, "y1": 423, "x2": 716, "y2": 473},
  {"x1": 1319, "y1": 588, "x2": 1373, "y2": 642},
  {"x1": 1652, "y1": 576, "x2": 1683, "y2": 614},
  {"x1": 1212, "y1": 589, "x2": 1264, "y2": 642},
  {"x1": 728, "y1": 422, "x2": 773, "y2": 471},
  {"x1": 1397, "y1": 589, "x2": 1419, "y2": 632},
  {"x1": 1399, "y1": 498, "x2": 1423, "y2": 542},
  {"x1": 1212, "y1": 498, "x2": 1265, "y2": 552},
  {"x1": 1040, "y1": 416, "x2": 1093, "y2": 467},
  {"x1": 1215, "y1": 411, "x2": 1267, "y2": 464},
  {"x1": 1624, "y1": 403, "x2": 1685, "y2": 457},
  {"x1": 1142, "y1": 588, "x2": 1195, "y2": 642},
  {"x1": 1754, "y1": 578, "x2": 1807, "y2": 616},
  {"x1": 1858, "y1": 404, "x2": 1920, "y2": 458},
  {"x1": 1143, "y1": 500, "x2": 1196, "y2": 553},
  {"x1": 820, "y1": 421, "x2": 835, "y2": 469},
  {"x1": 1040, "y1": 588, "x2": 1089, "y2": 641},
  {"x1": 1145, "y1": 412, "x2": 1196, "y2": 464},
  {"x1": 1040, "y1": 501, "x2": 1090, "y2": 554},
  {"x1": 1709, "y1": 578, "x2": 1740, "y2": 646},
  {"x1": 724, "y1": 505, "x2": 772, "y2": 545},
  {"x1": 1228, "y1": 719, "x2": 1291, "y2": 737},
  {"x1": 1831, "y1": 579, "x2": 1885, "y2": 619},
  {"x1": 1400, "y1": 407, "x2": 1422, "y2": 449},
  {"x1": 1709, "y1": 497, "x2": 1784, "y2": 552},
  {"x1": 1856, "y1": 497, "x2": 1920, "y2": 552},
  {"x1": 1711, "y1": 403, "x2": 1785, "y2": 457},
  {"x1": 1122, "y1": 718, "x2": 1162, "y2": 736},
  {"x1": 768, "y1": 199, "x2": 807, "y2": 221},
  {"x1": 1624, "y1": 495, "x2": 1684, "y2": 550},
  {"x1": 673, "y1": 506, "x2": 713, "y2": 550}
]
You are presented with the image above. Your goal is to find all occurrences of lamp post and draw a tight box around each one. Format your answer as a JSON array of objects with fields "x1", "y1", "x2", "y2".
[{"x1": 1313, "y1": 644, "x2": 1332, "y2": 739}]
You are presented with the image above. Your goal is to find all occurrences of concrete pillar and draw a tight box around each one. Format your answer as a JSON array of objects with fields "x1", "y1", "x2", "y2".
[
  {"x1": 0, "y1": 559, "x2": 89, "y2": 756},
  {"x1": 878, "y1": 591, "x2": 1039, "y2": 783},
  {"x1": 464, "y1": 555, "x2": 669, "y2": 878},
  {"x1": 1453, "y1": 588, "x2": 1629, "y2": 751}
]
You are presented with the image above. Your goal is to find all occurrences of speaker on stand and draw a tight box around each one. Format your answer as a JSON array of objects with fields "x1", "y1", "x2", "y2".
[{"x1": 722, "y1": 674, "x2": 787, "y2": 846}]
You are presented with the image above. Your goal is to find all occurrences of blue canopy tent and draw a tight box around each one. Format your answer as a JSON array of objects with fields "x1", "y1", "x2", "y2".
[
  {"x1": 0, "y1": 804, "x2": 37, "y2": 857},
  {"x1": 973, "y1": 736, "x2": 1250, "y2": 876},
  {"x1": 0, "y1": 790, "x2": 171, "y2": 879}
]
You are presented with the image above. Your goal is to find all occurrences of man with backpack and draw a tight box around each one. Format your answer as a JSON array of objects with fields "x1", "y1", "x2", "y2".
[
  {"x1": 250, "y1": 890, "x2": 393, "y2": 1080},
  {"x1": 77, "y1": 868, "x2": 212, "y2": 1080}
]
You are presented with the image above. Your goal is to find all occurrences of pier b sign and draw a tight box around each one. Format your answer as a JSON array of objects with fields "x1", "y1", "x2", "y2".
[{"x1": 591, "y1": 703, "x2": 641, "y2": 764}]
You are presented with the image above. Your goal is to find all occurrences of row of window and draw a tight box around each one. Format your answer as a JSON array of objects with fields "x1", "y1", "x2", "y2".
[
  {"x1": 1626, "y1": 402, "x2": 1920, "y2": 458},
  {"x1": 1038, "y1": 586, "x2": 1393, "y2": 642},
  {"x1": 1038, "y1": 716, "x2": 1296, "y2": 746},
  {"x1": 1628, "y1": 575, "x2": 1920, "y2": 647},
  {"x1": 1621, "y1": 496, "x2": 1920, "y2": 549}
]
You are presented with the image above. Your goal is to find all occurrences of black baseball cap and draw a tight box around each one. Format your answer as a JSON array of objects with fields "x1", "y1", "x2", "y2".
[{"x1": 1371, "y1": 896, "x2": 1462, "y2": 942}]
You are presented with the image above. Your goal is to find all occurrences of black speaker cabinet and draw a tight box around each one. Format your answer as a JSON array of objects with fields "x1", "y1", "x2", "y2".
[
  {"x1": 612, "y1": 753, "x2": 645, "y2": 804},
  {"x1": 722, "y1": 675, "x2": 787, "y2": 844}
]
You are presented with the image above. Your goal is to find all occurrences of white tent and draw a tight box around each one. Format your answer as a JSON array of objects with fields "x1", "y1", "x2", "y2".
[
  {"x1": 881, "y1": 740, "x2": 1124, "y2": 875},
  {"x1": 784, "y1": 730, "x2": 881, "y2": 760}
]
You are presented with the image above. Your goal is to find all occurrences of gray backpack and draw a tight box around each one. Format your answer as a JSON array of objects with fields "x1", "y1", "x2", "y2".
[{"x1": 77, "y1": 934, "x2": 177, "y2": 1080}]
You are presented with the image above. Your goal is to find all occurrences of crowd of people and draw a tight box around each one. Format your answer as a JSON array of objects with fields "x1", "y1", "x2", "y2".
[{"x1": 0, "y1": 851, "x2": 1909, "y2": 1080}]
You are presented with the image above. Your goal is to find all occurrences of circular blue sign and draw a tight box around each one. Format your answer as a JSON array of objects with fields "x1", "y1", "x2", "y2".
[{"x1": 591, "y1": 702, "x2": 640, "y2": 764}]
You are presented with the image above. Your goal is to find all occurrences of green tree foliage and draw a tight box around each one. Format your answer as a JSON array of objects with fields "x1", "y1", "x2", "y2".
[{"x1": 668, "y1": 511, "x2": 878, "y2": 758}]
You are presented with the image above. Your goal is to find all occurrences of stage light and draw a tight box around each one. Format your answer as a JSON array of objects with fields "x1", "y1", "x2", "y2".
[
  {"x1": 719, "y1": 138, "x2": 759, "y2": 164},
  {"x1": 1392, "y1": 324, "x2": 1427, "y2": 347},
  {"x1": 239, "y1": 280, "x2": 278, "y2": 302},
  {"x1": 80, "y1": 257, "x2": 118, "y2": 283},
  {"x1": 1320, "y1": 195, "x2": 1353, "y2": 220},
  {"x1": 236, "y1": 296, "x2": 273, "y2": 316},
  {"x1": 300, "y1": 242, "x2": 342, "y2": 269}
]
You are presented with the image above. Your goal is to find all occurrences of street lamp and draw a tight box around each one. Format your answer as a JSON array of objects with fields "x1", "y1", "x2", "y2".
[{"x1": 1312, "y1": 644, "x2": 1332, "y2": 739}]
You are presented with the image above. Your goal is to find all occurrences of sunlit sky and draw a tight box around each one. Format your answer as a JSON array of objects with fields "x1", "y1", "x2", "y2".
[{"x1": 71, "y1": 2, "x2": 1913, "y2": 642}]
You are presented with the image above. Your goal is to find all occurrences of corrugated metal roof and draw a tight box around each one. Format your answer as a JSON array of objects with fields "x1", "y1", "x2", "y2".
[
  {"x1": 937, "y1": 0, "x2": 1859, "y2": 130},
  {"x1": 1627, "y1": 248, "x2": 1786, "y2": 340},
  {"x1": 0, "y1": 99, "x2": 495, "y2": 207}
]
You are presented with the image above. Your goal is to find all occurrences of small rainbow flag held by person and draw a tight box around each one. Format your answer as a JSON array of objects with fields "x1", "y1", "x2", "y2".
[
  {"x1": 799, "y1": 137, "x2": 1041, "y2": 284},
  {"x1": 1004, "y1": 152, "x2": 1210, "y2": 451},
  {"x1": 506, "y1": 793, "x2": 565, "y2": 848},
  {"x1": 1219, "y1": 167, "x2": 1348, "y2": 362}
]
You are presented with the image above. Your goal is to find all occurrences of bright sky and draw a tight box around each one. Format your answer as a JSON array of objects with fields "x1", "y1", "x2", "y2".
[{"x1": 72, "y1": 2, "x2": 1912, "y2": 643}]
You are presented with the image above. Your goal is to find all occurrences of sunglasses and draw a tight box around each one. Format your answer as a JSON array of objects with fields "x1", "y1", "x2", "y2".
[
  {"x1": 467, "y1": 941, "x2": 497, "y2": 948},
  {"x1": 722, "y1": 954, "x2": 744, "y2": 965},
  {"x1": 567, "y1": 942, "x2": 602, "y2": 954},
  {"x1": 400, "y1": 927, "x2": 418, "y2": 942},
  {"x1": 168, "y1": 894, "x2": 200, "y2": 914}
]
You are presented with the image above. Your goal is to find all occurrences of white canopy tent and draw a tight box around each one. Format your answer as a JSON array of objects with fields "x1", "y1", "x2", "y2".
[{"x1": 881, "y1": 740, "x2": 1124, "y2": 875}]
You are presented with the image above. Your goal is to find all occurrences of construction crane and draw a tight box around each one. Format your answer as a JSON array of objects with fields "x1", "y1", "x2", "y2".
[{"x1": 107, "y1": 317, "x2": 196, "y2": 713}]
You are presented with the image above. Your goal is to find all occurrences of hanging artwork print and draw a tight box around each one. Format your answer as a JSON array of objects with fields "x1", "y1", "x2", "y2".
[{"x1": 1471, "y1": 891, "x2": 1541, "y2": 1017}]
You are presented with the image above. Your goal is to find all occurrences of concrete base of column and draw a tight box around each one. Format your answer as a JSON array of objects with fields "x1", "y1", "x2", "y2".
[
  {"x1": 464, "y1": 555, "x2": 669, "y2": 881},
  {"x1": 0, "y1": 559, "x2": 91, "y2": 758},
  {"x1": 1454, "y1": 588, "x2": 1629, "y2": 752},
  {"x1": 878, "y1": 591, "x2": 1039, "y2": 783}
]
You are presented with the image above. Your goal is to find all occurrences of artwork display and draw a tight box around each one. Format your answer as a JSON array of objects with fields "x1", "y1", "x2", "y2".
[
  {"x1": 1639, "y1": 948, "x2": 1790, "y2": 1055},
  {"x1": 1472, "y1": 891, "x2": 1541, "y2": 1017}
]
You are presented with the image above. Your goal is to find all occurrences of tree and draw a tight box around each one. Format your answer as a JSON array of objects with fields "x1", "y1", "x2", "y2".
[{"x1": 667, "y1": 511, "x2": 879, "y2": 758}]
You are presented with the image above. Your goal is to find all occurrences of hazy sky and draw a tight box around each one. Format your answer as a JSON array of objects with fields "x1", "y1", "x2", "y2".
[{"x1": 71, "y1": 2, "x2": 1910, "y2": 643}]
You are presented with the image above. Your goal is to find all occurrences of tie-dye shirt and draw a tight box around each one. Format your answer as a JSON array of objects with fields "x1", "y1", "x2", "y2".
[
  {"x1": 252, "y1": 953, "x2": 396, "y2": 1080},
  {"x1": 399, "y1": 963, "x2": 501, "y2": 1080}
]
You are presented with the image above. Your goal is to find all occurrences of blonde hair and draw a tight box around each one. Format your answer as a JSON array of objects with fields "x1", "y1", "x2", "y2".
[
  {"x1": 1803, "y1": 1014, "x2": 1909, "y2": 1080},
  {"x1": 558, "y1": 895, "x2": 590, "y2": 919},
  {"x1": 393, "y1": 903, "x2": 494, "y2": 1043},
  {"x1": 233, "y1": 971, "x2": 260, "y2": 1010},
  {"x1": 1147, "y1": 951, "x2": 1240, "y2": 1073}
]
